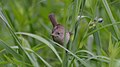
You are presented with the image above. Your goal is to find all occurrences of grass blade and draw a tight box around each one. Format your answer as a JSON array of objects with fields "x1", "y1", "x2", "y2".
[
  {"x1": 52, "y1": 40, "x2": 91, "y2": 67},
  {"x1": 0, "y1": 40, "x2": 22, "y2": 62},
  {"x1": 16, "y1": 32, "x2": 62, "y2": 63},
  {"x1": 102, "y1": 0, "x2": 120, "y2": 40},
  {"x1": 0, "y1": 7, "x2": 39, "y2": 66}
]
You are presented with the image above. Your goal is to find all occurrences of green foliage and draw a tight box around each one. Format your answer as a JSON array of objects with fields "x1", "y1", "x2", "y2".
[{"x1": 0, "y1": 0, "x2": 120, "y2": 67}]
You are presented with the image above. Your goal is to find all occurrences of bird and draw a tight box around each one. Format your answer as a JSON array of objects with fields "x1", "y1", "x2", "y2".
[{"x1": 49, "y1": 13, "x2": 70, "y2": 45}]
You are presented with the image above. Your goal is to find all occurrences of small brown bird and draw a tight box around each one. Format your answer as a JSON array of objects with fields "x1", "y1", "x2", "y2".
[{"x1": 49, "y1": 13, "x2": 70, "y2": 45}]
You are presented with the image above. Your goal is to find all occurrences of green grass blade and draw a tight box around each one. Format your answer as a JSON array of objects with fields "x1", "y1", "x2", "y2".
[
  {"x1": 16, "y1": 32, "x2": 62, "y2": 63},
  {"x1": 0, "y1": 7, "x2": 39, "y2": 66},
  {"x1": 10, "y1": 46, "x2": 52, "y2": 67},
  {"x1": 102, "y1": 0, "x2": 120, "y2": 40},
  {"x1": 0, "y1": 40, "x2": 22, "y2": 61},
  {"x1": 86, "y1": 22, "x2": 120, "y2": 39},
  {"x1": 93, "y1": 27, "x2": 101, "y2": 55},
  {"x1": 52, "y1": 41, "x2": 91, "y2": 67},
  {"x1": 76, "y1": 50, "x2": 95, "y2": 57},
  {"x1": 34, "y1": 53, "x2": 52, "y2": 67}
]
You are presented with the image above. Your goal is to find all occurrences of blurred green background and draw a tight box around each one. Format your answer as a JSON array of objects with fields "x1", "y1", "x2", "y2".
[{"x1": 0, "y1": 0, "x2": 120, "y2": 67}]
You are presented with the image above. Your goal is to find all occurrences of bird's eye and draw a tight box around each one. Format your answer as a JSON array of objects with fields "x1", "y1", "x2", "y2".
[{"x1": 57, "y1": 32, "x2": 60, "y2": 35}]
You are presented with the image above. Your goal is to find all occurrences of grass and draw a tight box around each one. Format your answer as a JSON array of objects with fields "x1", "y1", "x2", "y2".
[{"x1": 0, "y1": 0, "x2": 120, "y2": 67}]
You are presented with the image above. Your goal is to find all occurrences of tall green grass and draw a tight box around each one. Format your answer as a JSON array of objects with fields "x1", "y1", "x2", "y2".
[{"x1": 0, "y1": 0, "x2": 120, "y2": 67}]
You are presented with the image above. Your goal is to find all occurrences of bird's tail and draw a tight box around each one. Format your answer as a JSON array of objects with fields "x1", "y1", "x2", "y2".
[{"x1": 49, "y1": 13, "x2": 58, "y2": 27}]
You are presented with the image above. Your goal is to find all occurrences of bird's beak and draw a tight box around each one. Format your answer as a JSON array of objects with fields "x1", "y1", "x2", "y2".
[{"x1": 51, "y1": 33, "x2": 55, "y2": 36}]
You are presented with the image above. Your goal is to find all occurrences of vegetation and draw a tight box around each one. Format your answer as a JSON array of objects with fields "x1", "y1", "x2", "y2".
[{"x1": 0, "y1": 0, "x2": 120, "y2": 67}]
